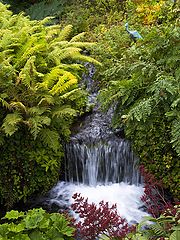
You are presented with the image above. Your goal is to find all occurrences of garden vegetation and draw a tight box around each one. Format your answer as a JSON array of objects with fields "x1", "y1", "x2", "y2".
[{"x1": 0, "y1": 0, "x2": 179, "y2": 239}]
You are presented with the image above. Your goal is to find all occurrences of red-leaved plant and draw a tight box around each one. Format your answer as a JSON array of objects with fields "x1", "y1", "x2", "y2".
[
  {"x1": 139, "y1": 165, "x2": 176, "y2": 217},
  {"x1": 71, "y1": 193, "x2": 135, "y2": 240}
]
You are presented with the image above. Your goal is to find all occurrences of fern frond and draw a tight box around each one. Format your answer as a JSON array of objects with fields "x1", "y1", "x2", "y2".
[
  {"x1": 28, "y1": 115, "x2": 51, "y2": 139},
  {"x1": 170, "y1": 228, "x2": 180, "y2": 240},
  {"x1": 149, "y1": 75, "x2": 177, "y2": 100},
  {"x1": 40, "y1": 68, "x2": 66, "y2": 89},
  {"x1": 149, "y1": 222, "x2": 166, "y2": 237},
  {"x1": 2, "y1": 112, "x2": 22, "y2": 136},
  {"x1": 52, "y1": 105, "x2": 77, "y2": 118},
  {"x1": 49, "y1": 47, "x2": 82, "y2": 64},
  {"x1": 9, "y1": 101, "x2": 27, "y2": 113},
  {"x1": 128, "y1": 98, "x2": 152, "y2": 122},
  {"x1": 67, "y1": 42, "x2": 95, "y2": 48},
  {"x1": 15, "y1": 36, "x2": 46, "y2": 69},
  {"x1": 46, "y1": 28, "x2": 61, "y2": 42},
  {"x1": 56, "y1": 63, "x2": 84, "y2": 72},
  {"x1": 71, "y1": 53, "x2": 102, "y2": 66},
  {"x1": 49, "y1": 41, "x2": 69, "y2": 48},
  {"x1": 28, "y1": 106, "x2": 49, "y2": 116},
  {"x1": 18, "y1": 56, "x2": 44, "y2": 88},
  {"x1": 171, "y1": 98, "x2": 180, "y2": 108},
  {"x1": 38, "y1": 95, "x2": 55, "y2": 106},
  {"x1": 70, "y1": 32, "x2": 86, "y2": 42},
  {"x1": 60, "y1": 88, "x2": 83, "y2": 100},
  {"x1": 39, "y1": 128, "x2": 60, "y2": 152},
  {"x1": 171, "y1": 118, "x2": 180, "y2": 156},
  {"x1": 49, "y1": 72, "x2": 78, "y2": 95},
  {"x1": 0, "y1": 93, "x2": 10, "y2": 109},
  {"x1": 56, "y1": 25, "x2": 73, "y2": 41}
]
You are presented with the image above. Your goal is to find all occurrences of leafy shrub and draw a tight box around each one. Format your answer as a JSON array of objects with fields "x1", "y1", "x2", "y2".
[
  {"x1": 0, "y1": 2, "x2": 99, "y2": 208},
  {"x1": 139, "y1": 166, "x2": 177, "y2": 218},
  {"x1": 98, "y1": 15, "x2": 180, "y2": 197},
  {"x1": 0, "y1": 208, "x2": 75, "y2": 240}
]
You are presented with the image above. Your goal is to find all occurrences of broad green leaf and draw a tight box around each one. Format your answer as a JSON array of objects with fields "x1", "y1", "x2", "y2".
[
  {"x1": 12, "y1": 233, "x2": 31, "y2": 240},
  {"x1": 3, "y1": 210, "x2": 24, "y2": 220},
  {"x1": 39, "y1": 218, "x2": 50, "y2": 229},
  {"x1": 29, "y1": 230, "x2": 46, "y2": 240},
  {"x1": 8, "y1": 223, "x2": 25, "y2": 233},
  {"x1": 0, "y1": 224, "x2": 9, "y2": 236},
  {"x1": 24, "y1": 209, "x2": 44, "y2": 229}
]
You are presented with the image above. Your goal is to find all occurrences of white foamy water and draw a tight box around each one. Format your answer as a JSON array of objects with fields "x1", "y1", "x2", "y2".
[{"x1": 48, "y1": 181, "x2": 148, "y2": 223}]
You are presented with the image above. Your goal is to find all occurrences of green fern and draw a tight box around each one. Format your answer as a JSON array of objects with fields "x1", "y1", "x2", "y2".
[
  {"x1": 52, "y1": 105, "x2": 77, "y2": 118},
  {"x1": 49, "y1": 72, "x2": 78, "y2": 95},
  {"x1": 2, "y1": 112, "x2": 22, "y2": 136},
  {"x1": 0, "y1": 93, "x2": 10, "y2": 109},
  {"x1": 0, "y1": 2, "x2": 99, "y2": 206},
  {"x1": 39, "y1": 128, "x2": 60, "y2": 152},
  {"x1": 171, "y1": 118, "x2": 180, "y2": 156},
  {"x1": 128, "y1": 98, "x2": 152, "y2": 122},
  {"x1": 70, "y1": 32, "x2": 86, "y2": 42},
  {"x1": 28, "y1": 115, "x2": 51, "y2": 139},
  {"x1": 9, "y1": 101, "x2": 27, "y2": 113},
  {"x1": 55, "y1": 24, "x2": 73, "y2": 41}
]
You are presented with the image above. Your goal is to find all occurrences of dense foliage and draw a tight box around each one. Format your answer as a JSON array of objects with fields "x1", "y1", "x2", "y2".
[
  {"x1": 0, "y1": 208, "x2": 75, "y2": 239},
  {"x1": 0, "y1": 2, "x2": 99, "y2": 209},
  {"x1": 0, "y1": 0, "x2": 179, "y2": 239},
  {"x1": 98, "y1": 19, "x2": 180, "y2": 197}
]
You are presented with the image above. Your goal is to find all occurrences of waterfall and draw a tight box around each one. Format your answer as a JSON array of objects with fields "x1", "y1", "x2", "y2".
[
  {"x1": 65, "y1": 140, "x2": 140, "y2": 186},
  {"x1": 45, "y1": 63, "x2": 147, "y2": 224}
]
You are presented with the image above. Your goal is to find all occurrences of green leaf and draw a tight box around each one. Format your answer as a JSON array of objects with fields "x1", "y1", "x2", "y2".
[
  {"x1": 0, "y1": 224, "x2": 9, "y2": 236},
  {"x1": 29, "y1": 230, "x2": 46, "y2": 240},
  {"x1": 170, "y1": 230, "x2": 180, "y2": 240},
  {"x1": 24, "y1": 209, "x2": 45, "y2": 229},
  {"x1": 13, "y1": 233, "x2": 31, "y2": 240},
  {"x1": 28, "y1": 116, "x2": 51, "y2": 139},
  {"x1": 3, "y1": 210, "x2": 25, "y2": 220},
  {"x1": 39, "y1": 218, "x2": 50, "y2": 229},
  {"x1": 8, "y1": 223, "x2": 25, "y2": 233},
  {"x1": 39, "y1": 129, "x2": 60, "y2": 152},
  {"x1": 2, "y1": 112, "x2": 22, "y2": 136}
]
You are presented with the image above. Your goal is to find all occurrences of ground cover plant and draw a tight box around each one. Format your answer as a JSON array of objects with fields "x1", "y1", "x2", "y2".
[{"x1": 0, "y1": 208, "x2": 75, "y2": 239}]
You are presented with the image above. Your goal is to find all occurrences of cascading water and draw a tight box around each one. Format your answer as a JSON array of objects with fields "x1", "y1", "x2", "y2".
[
  {"x1": 65, "y1": 139, "x2": 140, "y2": 186},
  {"x1": 46, "y1": 63, "x2": 148, "y2": 223}
]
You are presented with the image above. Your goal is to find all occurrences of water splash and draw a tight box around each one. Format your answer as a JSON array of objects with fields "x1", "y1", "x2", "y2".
[{"x1": 47, "y1": 182, "x2": 148, "y2": 224}]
